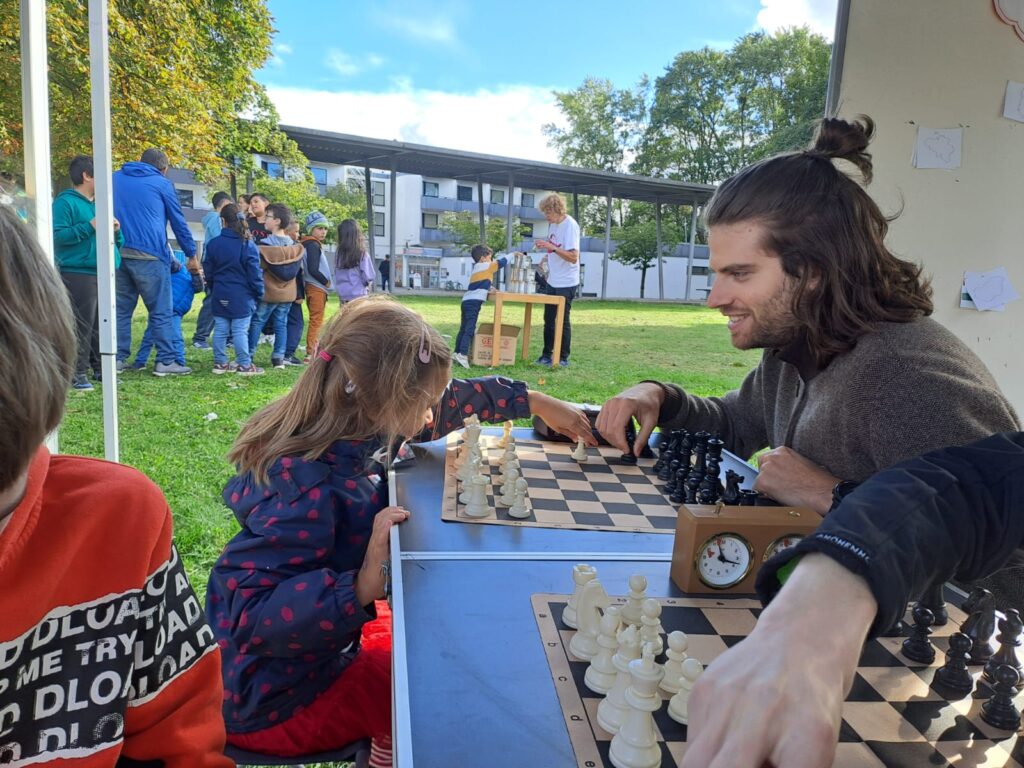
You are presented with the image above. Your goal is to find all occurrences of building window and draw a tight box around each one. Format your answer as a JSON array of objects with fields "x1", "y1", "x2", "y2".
[
  {"x1": 423, "y1": 181, "x2": 439, "y2": 197},
  {"x1": 309, "y1": 166, "x2": 328, "y2": 196},
  {"x1": 691, "y1": 266, "x2": 710, "y2": 276},
  {"x1": 457, "y1": 185, "x2": 473, "y2": 202},
  {"x1": 175, "y1": 189, "x2": 194, "y2": 208},
  {"x1": 373, "y1": 212, "x2": 385, "y2": 238},
  {"x1": 422, "y1": 213, "x2": 439, "y2": 229},
  {"x1": 521, "y1": 192, "x2": 535, "y2": 208},
  {"x1": 490, "y1": 188, "x2": 505, "y2": 205},
  {"x1": 261, "y1": 160, "x2": 284, "y2": 179},
  {"x1": 520, "y1": 222, "x2": 534, "y2": 238},
  {"x1": 372, "y1": 181, "x2": 385, "y2": 207}
]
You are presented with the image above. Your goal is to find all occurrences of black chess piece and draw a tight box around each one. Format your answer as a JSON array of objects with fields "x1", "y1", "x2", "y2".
[
  {"x1": 659, "y1": 454, "x2": 678, "y2": 482},
  {"x1": 918, "y1": 581, "x2": 948, "y2": 626},
  {"x1": 962, "y1": 589, "x2": 997, "y2": 664},
  {"x1": 697, "y1": 486, "x2": 716, "y2": 505},
  {"x1": 739, "y1": 489, "x2": 759, "y2": 506},
  {"x1": 706, "y1": 435, "x2": 724, "y2": 462},
  {"x1": 902, "y1": 604, "x2": 936, "y2": 664},
  {"x1": 722, "y1": 470, "x2": 744, "y2": 505},
  {"x1": 693, "y1": 443, "x2": 708, "y2": 476},
  {"x1": 934, "y1": 632, "x2": 974, "y2": 697},
  {"x1": 684, "y1": 474, "x2": 701, "y2": 504},
  {"x1": 669, "y1": 467, "x2": 690, "y2": 504},
  {"x1": 664, "y1": 459, "x2": 682, "y2": 493},
  {"x1": 981, "y1": 664, "x2": 1022, "y2": 731},
  {"x1": 984, "y1": 608, "x2": 1023, "y2": 685},
  {"x1": 882, "y1": 618, "x2": 906, "y2": 638},
  {"x1": 620, "y1": 431, "x2": 638, "y2": 465}
]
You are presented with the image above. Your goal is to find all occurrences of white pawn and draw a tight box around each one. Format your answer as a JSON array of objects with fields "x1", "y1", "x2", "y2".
[
  {"x1": 585, "y1": 607, "x2": 621, "y2": 694},
  {"x1": 597, "y1": 625, "x2": 641, "y2": 734},
  {"x1": 620, "y1": 574, "x2": 647, "y2": 627},
  {"x1": 497, "y1": 457, "x2": 520, "y2": 488},
  {"x1": 498, "y1": 437, "x2": 516, "y2": 468},
  {"x1": 667, "y1": 657, "x2": 703, "y2": 725},
  {"x1": 569, "y1": 578, "x2": 609, "y2": 661},
  {"x1": 608, "y1": 645, "x2": 664, "y2": 768},
  {"x1": 659, "y1": 631, "x2": 689, "y2": 695},
  {"x1": 462, "y1": 474, "x2": 491, "y2": 518},
  {"x1": 498, "y1": 462, "x2": 520, "y2": 507},
  {"x1": 639, "y1": 599, "x2": 664, "y2": 656},
  {"x1": 497, "y1": 419, "x2": 513, "y2": 448},
  {"x1": 563, "y1": 564, "x2": 597, "y2": 629},
  {"x1": 572, "y1": 437, "x2": 588, "y2": 463},
  {"x1": 507, "y1": 477, "x2": 531, "y2": 519},
  {"x1": 458, "y1": 454, "x2": 480, "y2": 503}
]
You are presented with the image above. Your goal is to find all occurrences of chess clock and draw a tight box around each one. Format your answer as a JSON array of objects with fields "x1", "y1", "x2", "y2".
[{"x1": 671, "y1": 502, "x2": 821, "y2": 594}]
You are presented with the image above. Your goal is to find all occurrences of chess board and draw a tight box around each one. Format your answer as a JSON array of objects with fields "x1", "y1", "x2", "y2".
[
  {"x1": 533, "y1": 592, "x2": 1024, "y2": 768},
  {"x1": 441, "y1": 433, "x2": 679, "y2": 533}
]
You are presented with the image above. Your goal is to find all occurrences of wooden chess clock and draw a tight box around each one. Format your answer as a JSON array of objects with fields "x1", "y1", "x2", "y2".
[{"x1": 670, "y1": 502, "x2": 821, "y2": 594}]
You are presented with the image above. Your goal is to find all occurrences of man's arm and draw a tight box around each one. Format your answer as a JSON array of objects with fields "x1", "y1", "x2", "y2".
[{"x1": 160, "y1": 180, "x2": 197, "y2": 259}]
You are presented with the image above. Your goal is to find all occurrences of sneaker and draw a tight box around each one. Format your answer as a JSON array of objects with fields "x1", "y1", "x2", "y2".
[
  {"x1": 452, "y1": 352, "x2": 470, "y2": 369},
  {"x1": 192, "y1": 340, "x2": 212, "y2": 350},
  {"x1": 535, "y1": 355, "x2": 553, "y2": 366},
  {"x1": 227, "y1": 361, "x2": 239, "y2": 372},
  {"x1": 130, "y1": 360, "x2": 146, "y2": 371},
  {"x1": 212, "y1": 363, "x2": 231, "y2": 375},
  {"x1": 153, "y1": 361, "x2": 192, "y2": 377},
  {"x1": 71, "y1": 374, "x2": 93, "y2": 391},
  {"x1": 282, "y1": 355, "x2": 305, "y2": 367},
  {"x1": 271, "y1": 358, "x2": 286, "y2": 369},
  {"x1": 558, "y1": 359, "x2": 570, "y2": 368},
  {"x1": 115, "y1": 359, "x2": 125, "y2": 373},
  {"x1": 236, "y1": 364, "x2": 265, "y2": 376},
  {"x1": 92, "y1": 369, "x2": 102, "y2": 382}
]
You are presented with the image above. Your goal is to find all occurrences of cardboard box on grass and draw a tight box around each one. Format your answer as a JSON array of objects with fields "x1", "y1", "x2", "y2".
[{"x1": 471, "y1": 323, "x2": 521, "y2": 366}]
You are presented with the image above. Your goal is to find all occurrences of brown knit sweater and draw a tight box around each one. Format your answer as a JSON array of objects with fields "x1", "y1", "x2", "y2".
[{"x1": 658, "y1": 318, "x2": 1020, "y2": 482}]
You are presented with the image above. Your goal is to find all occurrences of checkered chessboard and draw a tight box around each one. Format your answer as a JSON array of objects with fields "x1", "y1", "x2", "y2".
[
  {"x1": 441, "y1": 434, "x2": 680, "y2": 532},
  {"x1": 533, "y1": 591, "x2": 1024, "y2": 767}
]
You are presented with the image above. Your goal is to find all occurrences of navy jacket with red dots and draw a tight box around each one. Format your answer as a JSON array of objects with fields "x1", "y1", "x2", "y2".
[{"x1": 206, "y1": 375, "x2": 530, "y2": 733}]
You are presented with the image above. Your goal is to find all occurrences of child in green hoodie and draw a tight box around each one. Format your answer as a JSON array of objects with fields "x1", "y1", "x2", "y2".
[{"x1": 52, "y1": 155, "x2": 123, "y2": 390}]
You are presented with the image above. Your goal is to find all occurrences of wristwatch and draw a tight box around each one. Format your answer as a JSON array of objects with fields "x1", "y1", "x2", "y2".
[{"x1": 829, "y1": 480, "x2": 860, "y2": 513}]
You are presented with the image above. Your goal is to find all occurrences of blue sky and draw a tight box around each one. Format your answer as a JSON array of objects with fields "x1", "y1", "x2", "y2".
[{"x1": 258, "y1": 0, "x2": 837, "y2": 161}]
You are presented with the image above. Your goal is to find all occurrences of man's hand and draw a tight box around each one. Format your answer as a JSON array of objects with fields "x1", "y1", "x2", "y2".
[
  {"x1": 528, "y1": 391, "x2": 598, "y2": 446},
  {"x1": 682, "y1": 554, "x2": 876, "y2": 768},
  {"x1": 186, "y1": 255, "x2": 202, "y2": 275},
  {"x1": 113, "y1": 217, "x2": 120, "y2": 231},
  {"x1": 89, "y1": 217, "x2": 97, "y2": 230},
  {"x1": 534, "y1": 238, "x2": 555, "y2": 252},
  {"x1": 754, "y1": 446, "x2": 838, "y2": 514},
  {"x1": 595, "y1": 383, "x2": 664, "y2": 456}
]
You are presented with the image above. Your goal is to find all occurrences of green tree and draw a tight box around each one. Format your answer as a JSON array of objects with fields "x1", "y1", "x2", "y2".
[
  {"x1": 610, "y1": 214, "x2": 683, "y2": 298},
  {"x1": 254, "y1": 175, "x2": 366, "y2": 244},
  {"x1": 438, "y1": 211, "x2": 530, "y2": 255},
  {"x1": 0, "y1": 0, "x2": 305, "y2": 189}
]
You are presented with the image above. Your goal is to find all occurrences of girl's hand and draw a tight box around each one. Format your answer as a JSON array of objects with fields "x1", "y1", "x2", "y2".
[
  {"x1": 528, "y1": 391, "x2": 598, "y2": 446},
  {"x1": 355, "y1": 506, "x2": 410, "y2": 605}
]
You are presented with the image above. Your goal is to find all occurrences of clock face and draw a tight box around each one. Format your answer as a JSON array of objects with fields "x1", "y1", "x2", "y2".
[
  {"x1": 696, "y1": 533, "x2": 754, "y2": 589},
  {"x1": 763, "y1": 534, "x2": 804, "y2": 562}
]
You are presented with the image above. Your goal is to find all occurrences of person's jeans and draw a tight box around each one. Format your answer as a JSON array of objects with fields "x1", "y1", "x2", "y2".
[
  {"x1": 455, "y1": 299, "x2": 483, "y2": 355},
  {"x1": 381, "y1": 275, "x2": 390, "y2": 292},
  {"x1": 249, "y1": 302, "x2": 289, "y2": 360},
  {"x1": 61, "y1": 271, "x2": 101, "y2": 377},
  {"x1": 305, "y1": 288, "x2": 328, "y2": 356},
  {"x1": 285, "y1": 301, "x2": 304, "y2": 357},
  {"x1": 193, "y1": 291, "x2": 215, "y2": 343},
  {"x1": 214, "y1": 316, "x2": 253, "y2": 367},
  {"x1": 135, "y1": 314, "x2": 185, "y2": 366},
  {"x1": 116, "y1": 256, "x2": 175, "y2": 364},
  {"x1": 542, "y1": 284, "x2": 577, "y2": 361}
]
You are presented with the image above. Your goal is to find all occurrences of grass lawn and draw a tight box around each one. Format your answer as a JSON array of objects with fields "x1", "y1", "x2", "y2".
[{"x1": 60, "y1": 294, "x2": 758, "y2": 597}]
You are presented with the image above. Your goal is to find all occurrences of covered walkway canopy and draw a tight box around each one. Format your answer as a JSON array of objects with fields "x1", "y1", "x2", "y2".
[{"x1": 281, "y1": 125, "x2": 716, "y2": 300}]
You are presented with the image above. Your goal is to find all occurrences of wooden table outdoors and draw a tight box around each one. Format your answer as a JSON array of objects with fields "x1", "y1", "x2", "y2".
[{"x1": 490, "y1": 291, "x2": 565, "y2": 367}]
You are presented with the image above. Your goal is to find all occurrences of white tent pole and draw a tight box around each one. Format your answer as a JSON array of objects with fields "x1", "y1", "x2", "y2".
[
  {"x1": 89, "y1": 0, "x2": 120, "y2": 461},
  {"x1": 20, "y1": 0, "x2": 58, "y2": 453}
]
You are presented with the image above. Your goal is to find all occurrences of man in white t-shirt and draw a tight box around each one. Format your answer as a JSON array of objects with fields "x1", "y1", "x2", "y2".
[{"x1": 534, "y1": 193, "x2": 581, "y2": 367}]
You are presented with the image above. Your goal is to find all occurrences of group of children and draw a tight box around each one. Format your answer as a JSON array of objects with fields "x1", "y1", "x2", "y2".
[{"x1": 5, "y1": 196, "x2": 597, "y2": 765}]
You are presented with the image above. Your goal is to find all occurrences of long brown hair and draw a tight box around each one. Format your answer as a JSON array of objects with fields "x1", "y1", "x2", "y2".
[
  {"x1": 335, "y1": 218, "x2": 365, "y2": 270},
  {"x1": 705, "y1": 115, "x2": 932, "y2": 367},
  {"x1": 228, "y1": 296, "x2": 452, "y2": 485}
]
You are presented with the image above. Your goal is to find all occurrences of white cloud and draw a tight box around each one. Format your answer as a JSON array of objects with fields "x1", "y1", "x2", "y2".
[
  {"x1": 267, "y1": 83, "x2": 565, "y2": 162},
  {"x1": 376, "y1": 14, "x2": 456, "y2": 44},
  {"x1": 756, "y1": 0, "x2": 838, "y2": 39},
  {"x1": 269, "y1": 42, "x2": 293, "y2": 68},
  {"x1": 276, "y1": 43, "x2": 293, "y2": 56},
  {"x1": 323, "y1": 49, "x2": 386, "y2": 78}
]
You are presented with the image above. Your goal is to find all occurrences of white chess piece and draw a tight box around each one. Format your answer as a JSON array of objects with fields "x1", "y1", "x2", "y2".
[
  {"x1": 507, "y1": 477, "x2": 531, "y2": 519},
  {"x1": 667, "y1": 657, "x2": 703, "y2": 725},
  {"x1": 639, "y1": 599, "x2": 664, "y2": 656},
  {"x1": 497, "y1": 457, "x2": 520, "y2": 488},
  {"x1": 462, "y1": 474, "x2": 491, "y2": 518},
  {"x1": 498, "y1": 438, "x2": 516, "y2": 468},
  {"x1": 608, "y1": 645, "x2": 664, "y2": 768},
  {"x1": 562, "y1": 564, "x2": 597, "y2": 629},
  {"x1": 620, "y1": 574, "x2": 648, "y2": 627},
  {"x1": 585, "y1": 607, "x2": 621, "y2": 694},
  {"x1": 659, "y1": 631, "x2": 689, "y2": 694},
  {"x1": 458, "y1": 454, "x2": 481, "y2": 503},
  {"x1": 569, "y1": 578, "x2": 610, "y2": 661},
  {"x1": 571, "y1": 437, "x2": 588, "y2": 463},
  {"x1": 497, "y1": 419, "x2": 513, "y2": 448},
  {"x1": 498, "y1": 462, "x2": 520, "y2": 507},
  {"x1": 597, "y1": 625, "x2": 641, "y2": 734}
]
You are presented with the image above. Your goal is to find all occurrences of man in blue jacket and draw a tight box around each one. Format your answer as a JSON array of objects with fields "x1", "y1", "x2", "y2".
[{"x1": 112, "y1": 148, "x2": 197, "y2": 377}]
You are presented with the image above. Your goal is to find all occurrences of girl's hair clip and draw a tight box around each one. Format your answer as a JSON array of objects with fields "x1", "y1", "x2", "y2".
[
  {"x1": 418, "y1": 325, "x2": 431, "y2": 364},
  {"x1": 318, "y1": 348, "x2": 333, "y2": 362}
]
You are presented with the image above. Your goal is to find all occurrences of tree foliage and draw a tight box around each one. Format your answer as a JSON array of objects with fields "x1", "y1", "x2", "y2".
[
  {"x1": 438, "y1": 211, "x2": 531, "y2": 255},
  {"x1": 253, "y1": 175, "x2": 366, "y2": 244},
  {"x1": 610, "y1": 214, "x2": 683, "y2": 298},
  {"x1": 0, "y1": 0, "x2": 305, "y2": 190}
]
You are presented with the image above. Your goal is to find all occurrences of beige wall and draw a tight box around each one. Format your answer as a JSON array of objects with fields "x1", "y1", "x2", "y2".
[{"x1": 839, "y1": 0, "x2": 1024, "y2": 413}]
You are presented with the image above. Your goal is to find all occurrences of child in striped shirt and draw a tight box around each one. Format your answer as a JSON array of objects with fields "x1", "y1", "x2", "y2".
[{"x1": 452, "y1": 244, "x2": 508, "y2": 368}]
